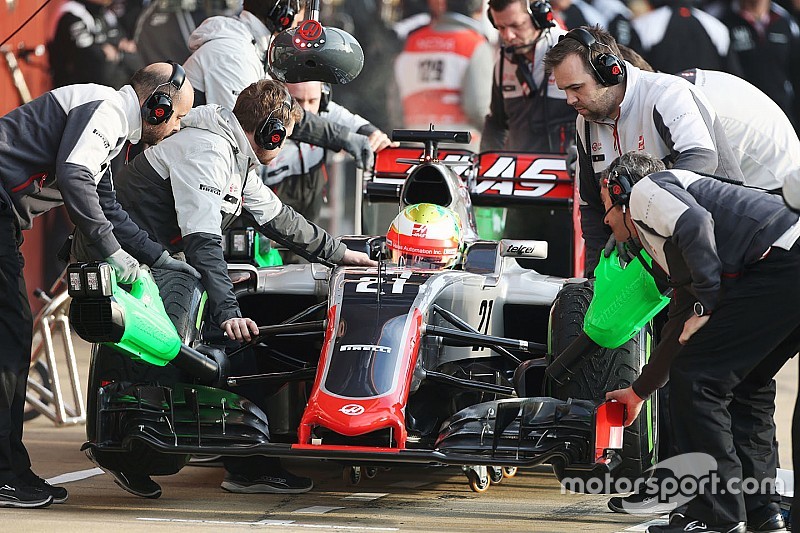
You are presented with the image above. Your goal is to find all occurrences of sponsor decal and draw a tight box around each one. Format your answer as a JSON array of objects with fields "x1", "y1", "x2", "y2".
[
  {"x1": 506, "y1": 244, "x2": 537, "y2": 254},
  {"x1": 638, "y1": 135, "x2": 645, "y2": 151},
  {"x1": 339, "y1": 404, "x2": 365, "y2": 416},
  {"x1": 592, "y1": 142, "x2": 602, "y2": 152},
  {"x1": 199, "y1": 184, "x2": 221, "y2": 195},
  {"x1": 339, "y1": 344, "x2": 392, "y2": 353},
  {"x1": 92, "y1": 129, "x2": 110, "y2": 149},
  {"x1": 475, "y1": 154, "x2": 568, "y2": 198},
  {"x1": 411, "y1": 224, "x2": 427, "y2": 238}
]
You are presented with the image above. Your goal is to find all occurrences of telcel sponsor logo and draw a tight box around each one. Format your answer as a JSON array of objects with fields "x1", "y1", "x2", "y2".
[
  {"x1": 339, "y1": 344, "x2": 392, "y2": 353},
  {"x1": 507, "y1": 244, "x2": 536, "y2": 254}
]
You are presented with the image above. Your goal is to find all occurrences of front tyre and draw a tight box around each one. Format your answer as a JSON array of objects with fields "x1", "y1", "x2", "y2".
[
  {"x1": 85, "y1": 269, "x2": 206, "y2": 478},
  {"x1": 547, "y1": 281, "x2": 657, "y2": 492}
]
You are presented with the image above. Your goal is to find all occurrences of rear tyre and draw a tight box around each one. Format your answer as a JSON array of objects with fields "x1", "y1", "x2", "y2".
[
  {"x1": 547, "y1": 281, "x2": 657, "y2": 492},
  {"x1": 85, "y1": 269, "x2": 206, "y2": 477}
]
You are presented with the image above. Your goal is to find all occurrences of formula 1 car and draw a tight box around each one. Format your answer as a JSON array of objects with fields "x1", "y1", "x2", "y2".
[{"x1": 71, "y1": 130, "x2": 653, "y2": 495}]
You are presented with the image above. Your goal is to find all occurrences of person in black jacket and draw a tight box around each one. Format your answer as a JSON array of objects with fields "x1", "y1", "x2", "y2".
[
  {"x1": 720, "y1": 0, "x2": 800, "y2": 131},
  {"x1": 49, "y1": 0, "x2": 144, "y2": 88},
  {"x1": 603, "y1": 151, "x2": 798, "y2": 533},
  {"x1": 0, "y1": 62, "x2": 197, "y2": 509}
]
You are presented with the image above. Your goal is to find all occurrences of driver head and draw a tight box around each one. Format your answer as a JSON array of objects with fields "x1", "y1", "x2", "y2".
[{"x1": 386, "y1": 203, "x2": 463, "y2": 270}]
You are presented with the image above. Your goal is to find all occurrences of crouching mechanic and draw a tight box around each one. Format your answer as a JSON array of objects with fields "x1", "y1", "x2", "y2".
[
  {"x1": 601, "y1": 151, "x2": 800, "y2": 533},
  {"x1": 0, "y1": 62, "x2": 197, "y2": 509},
  {"x1": 104, "y1": 79, "x2": 375, "y2": 497}
]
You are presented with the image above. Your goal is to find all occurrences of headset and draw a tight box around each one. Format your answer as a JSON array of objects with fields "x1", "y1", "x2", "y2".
[
  {"x1": 263, "y1": 0, "x2": 298, "y2": 33},
  {"x1": 254, "y1": 88, "x2": 293, "y2": 150},
  {"x1": 319, "y1": 82, "x2": 331, "y2": 113},
  {"x1": 141, "y1": 61, "x2": 186, "y2": 126},
  {"x1": 487, "y1": 0, "x2": 555, "y2": 31},
  {"x1": 605, "y1": 162, "x2": 636, "y2": 207},
  {"x1": 560, "y1": 27, "x2": 626, "y2": 86}
]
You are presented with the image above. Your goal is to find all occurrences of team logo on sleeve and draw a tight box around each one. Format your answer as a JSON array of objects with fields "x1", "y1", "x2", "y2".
[{"x1": 199, "y1": 184, "x2": 221, "y2": 195}]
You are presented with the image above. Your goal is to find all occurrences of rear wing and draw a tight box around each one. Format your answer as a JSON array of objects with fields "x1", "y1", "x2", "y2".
[{"x1": 365, "y1": 146, "x2": 571, "y2": 207}]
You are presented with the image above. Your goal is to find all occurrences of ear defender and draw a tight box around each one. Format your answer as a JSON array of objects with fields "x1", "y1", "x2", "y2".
[
  {"x1": 254, "y1": 89, "x2": 293, "y2": 150},
  {"x1": 141, "y1": 61, "x2": 186, "y2": 126},
  {"x1": 319, "y1": 82, "x2": 331, "y2": 113},
  {"x1": 266, "y1": 0, "x2": 297, "y2": 33},
  {"x1": 606, "y1": 165, "x2": 635, "y2": 206},
  {"x1": 488, "y1": 0, "x2": 555, "y2": 30},
  {"x1": 559, "y1": 27, "x2": 626, "y2": 86}
]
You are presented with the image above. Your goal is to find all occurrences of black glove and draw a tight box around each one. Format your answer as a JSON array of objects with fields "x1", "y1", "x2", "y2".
[
  {"x1": 602, "y1": 235, "x2": 633, "y2": 264},
  {"x1": 342, "y1": 131, "x2": 374, "y2": 170},
  {"x1": 565, "y1": 144, "x2": 578, "y2": 180}
]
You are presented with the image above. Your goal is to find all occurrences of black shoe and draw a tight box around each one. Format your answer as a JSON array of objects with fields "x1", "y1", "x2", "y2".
[
  {"x1": 0, "y1": 480, "x2": 54, "y2": 508},
  {"x1": 18, "y1": 471, "x2": 68, "y2": 504},
  {"x1": 608, "y1": 491, "x2": 679, "y2": 514},
  {"x1": 669, "y1": 504, "x2": 690, "y2": 525},
  {"x1": 221, "y1": 467, "x2": 313, "y2": 494},
  {"x1": 648, "y1": 520, "x2": 746, "y2": 533},
  {"x1": 747, "y1": 506, "x2": 787, "y2": 532},
  {"x1": 86, "y1": 449, "x2": 161, "y2": 498}
]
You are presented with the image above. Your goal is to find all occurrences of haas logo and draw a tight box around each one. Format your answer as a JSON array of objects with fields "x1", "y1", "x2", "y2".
[
  {"x1": 411, "y1": 224, "x2": 427, "y2": 237},
  {"x1": 339, "y1": 404, "x2": 365, "y2": 416}
]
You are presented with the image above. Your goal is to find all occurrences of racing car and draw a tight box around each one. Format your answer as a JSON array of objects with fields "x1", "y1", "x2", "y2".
[{"x1": 72, "y1": 130, "x2": 653, "y2": 495}]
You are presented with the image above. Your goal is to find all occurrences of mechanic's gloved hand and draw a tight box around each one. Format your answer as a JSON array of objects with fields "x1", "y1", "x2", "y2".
[
  {"x1": 221, "y1": 316, "x2": 259, "y2": 343},
  {"x1": 106, "y1": 248, "x2": 140, "y2": 284},
  {"x1": 565, "y1": 144, "x2": 578, "y2": 180},
  {"x1": 152, "y1": 250, "x2": 201, "y2": 279},
  {"x1": 341, "y1": 248, "x2": 378, "y2": 266},
  {"x1": 367, "y1": 130, "x2": 398, "y2": 152},
  {"x1": 342, "y1": 131, "x2": 374, "y2": 170},
  {"x1": 602, "y1": 235, "x2": 633, "y2": 264}
]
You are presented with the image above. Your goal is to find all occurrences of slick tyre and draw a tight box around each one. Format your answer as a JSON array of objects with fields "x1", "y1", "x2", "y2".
[
  {"x1": 85, "y1": 269, "x2": 206, "y2": 476},
  {"x1": 547, "y1": 280, "x2": 657, "y2": 492}
]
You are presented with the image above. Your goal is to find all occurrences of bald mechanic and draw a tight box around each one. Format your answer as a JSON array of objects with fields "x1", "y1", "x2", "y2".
[{"x1": 0, "y1": 62, "x2": 196, "y2": 509}]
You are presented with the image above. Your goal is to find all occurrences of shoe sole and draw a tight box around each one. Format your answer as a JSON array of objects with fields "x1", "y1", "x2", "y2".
[
  {"x1": 220, "y1": 481, "x2": 313, "y2": 494},
  {"x1": 98, "y1": 468, "x2": 162, "y2": 499},
  {"x1": 607, "y1": 500, "x2": 677, "y2": 515},
  {"x1": 0, "y1": 495, "x2": 54, "y2": 508},
  {"x1": 110, "y1": 476, "x2": 162, "y2": 499},
  {"x1": 87, "y1": 449, "x2": 162, "y2": 499},
  {"x1": 51, "y1": 493, "x2": 68, "y2": 504}
]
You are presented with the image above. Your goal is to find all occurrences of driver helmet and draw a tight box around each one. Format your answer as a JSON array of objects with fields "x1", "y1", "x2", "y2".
[{"x1": 386, "y1": 203, "x2": 463, "y2": 270}]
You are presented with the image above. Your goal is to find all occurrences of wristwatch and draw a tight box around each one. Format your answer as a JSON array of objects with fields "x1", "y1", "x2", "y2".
[{"x1": 693, "y1": 301, "x2": 710, "y2": 317}]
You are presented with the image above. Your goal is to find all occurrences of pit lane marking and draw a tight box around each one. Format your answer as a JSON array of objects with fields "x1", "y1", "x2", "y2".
[
  {"x1": 343, "y1": 493, "x2": 389, "y2": 501},
  {"x1": 616, "y1": 516, "x2": 668, "y2": 532},
  {"x1": 138, "y1": 517, "x2": 400, "y2": 530},
  {"x1": 45, "y1": 467, "x2": 104, "y2": 485},
  {"x1": 293, "y1": 506, "x2": 345, "y2": 514}
]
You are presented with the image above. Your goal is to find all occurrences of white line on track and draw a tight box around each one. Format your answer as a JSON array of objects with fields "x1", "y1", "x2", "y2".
[
  {"x1": 343, "y1": 493, "x2": 389, "y2": 501},
  {"x1": 45, "y1": 467, "x2": 104, "y2": 485},
  {"x1": 293, "y1": 506, "x2": 345, "y2": 514},
  {"x1": 137, "y1": 517, "x2": 400, "y2": 530},
  {"x1": 616, "y1": 516, "x2": 668, "y2": 532}
]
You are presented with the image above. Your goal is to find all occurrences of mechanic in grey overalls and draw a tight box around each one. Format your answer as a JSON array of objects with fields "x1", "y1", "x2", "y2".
[
  {"x1": 0, "y1": 62, "x2": 196, "y2": 509},
  {"x1": 110, "y1": 79, "x2": 374, "y2": 500},
  {"x1": 183, "y1": 0, "x2": 375, "y2": 169}
]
